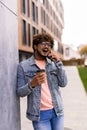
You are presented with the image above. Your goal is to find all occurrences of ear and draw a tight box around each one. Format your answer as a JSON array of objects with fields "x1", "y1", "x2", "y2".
[{"x1": 34, "y1": 45, "x2": 37, "y2": 50}]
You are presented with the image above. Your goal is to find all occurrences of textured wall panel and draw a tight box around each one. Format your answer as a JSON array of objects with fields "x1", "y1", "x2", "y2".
[{"x1": 0, "y1": 1, "x2": 20, "y2": 130}]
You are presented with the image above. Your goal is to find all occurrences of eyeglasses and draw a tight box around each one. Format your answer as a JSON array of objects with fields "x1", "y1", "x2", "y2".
[{"x1": 40, "y1": 41, "x2": 53, "y2": 48}]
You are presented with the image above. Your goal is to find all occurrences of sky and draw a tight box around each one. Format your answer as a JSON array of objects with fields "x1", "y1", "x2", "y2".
[{"x1": 61, "y1": 0, "x2": 87, "y2": 48}]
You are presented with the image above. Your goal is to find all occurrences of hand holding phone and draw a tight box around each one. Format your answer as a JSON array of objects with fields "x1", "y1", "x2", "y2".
[{"x1": 47, "y1": 51, "x2": 63, "y2": 62}]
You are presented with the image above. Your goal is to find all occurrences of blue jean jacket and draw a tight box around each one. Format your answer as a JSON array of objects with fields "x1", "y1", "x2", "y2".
[{"x1": 17, "y1": 55, "x2": 67, "y2": 121}]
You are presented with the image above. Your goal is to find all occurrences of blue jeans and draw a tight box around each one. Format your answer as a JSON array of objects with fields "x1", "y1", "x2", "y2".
[{"x1": 32, "y1": 109, "x2": 64, "y2": 130}]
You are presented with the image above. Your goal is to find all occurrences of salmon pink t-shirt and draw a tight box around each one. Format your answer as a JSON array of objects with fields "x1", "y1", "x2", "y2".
[{"x1": 35, "y1": 59, "x2": 54, "y2": 110}]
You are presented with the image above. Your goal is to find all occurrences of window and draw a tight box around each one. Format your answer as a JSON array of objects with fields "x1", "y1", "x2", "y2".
[
  {"x1": 32, "y1": 2, "x2": 38, "y2": 24},
  {"x1": 41, "y1": 7, "x2": 43, "y2": 23},
  {"x1": 36, "y1": 6, "x2": 38, "y2": 24},
  {"x1": 27, "y1": 0, "x2": 30, "y2": 17},
  {"x1": 32, "y1": 27, "x2": 38, "y2": 35},
  {"x1": 22, "y1": 0, "x2": 26, "y2": 14},
  {"x1": 43, "y1": 10, "x2": 45, "y2": 25},
  {"x1": 28, "y1": 24, "x2": 31, "y2": 46},
  {"x1": 40, "y1": 0, "x2": 43, "y2": 4},
  {"x1": 65, "y1": 48, "x2": 69, "y2": 56},
  {"x1": 40, "y1": 0, "x2": 45, "y2": 5},
  {"x1": 32, "y1": 2, "x2": 35, "y2": 21},
  {"x1": 46, "y1": 0, "x2": 49, "y2": 10},
  {"x1": 22, "y1": 20, "x2": 27, "y2": 45}
]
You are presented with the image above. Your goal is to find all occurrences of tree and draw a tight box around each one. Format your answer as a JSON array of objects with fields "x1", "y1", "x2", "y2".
[{"x1": 79, "y1": 45, "x2": 87, "y2": 56}]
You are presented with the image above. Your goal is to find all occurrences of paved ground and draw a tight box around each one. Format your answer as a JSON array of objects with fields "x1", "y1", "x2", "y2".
[{"x1": 20, "y1": 66, "x2": 87, "y2": 130}]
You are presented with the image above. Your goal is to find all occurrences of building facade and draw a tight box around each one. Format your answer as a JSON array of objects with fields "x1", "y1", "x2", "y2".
[{"x1": 18, "y1": 0, "x2": 64, "y2": 61}]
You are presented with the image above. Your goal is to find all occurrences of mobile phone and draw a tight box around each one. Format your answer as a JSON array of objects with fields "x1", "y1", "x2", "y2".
[{"x1": 36, "y1": 69, "x2": 45, "y2": 73}]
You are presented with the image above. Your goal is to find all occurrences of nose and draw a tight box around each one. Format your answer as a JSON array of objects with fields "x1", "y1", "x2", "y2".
[{"x1": 45, "y1": 44, "x2": 49, "y2": 47}]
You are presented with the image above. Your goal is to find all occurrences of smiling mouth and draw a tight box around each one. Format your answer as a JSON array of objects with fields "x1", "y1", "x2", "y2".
[{"x1": 42, "y1": 48, "x2": 49, "y2": 53}]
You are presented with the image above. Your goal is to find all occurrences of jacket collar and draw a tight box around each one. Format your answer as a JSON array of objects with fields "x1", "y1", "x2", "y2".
[{"x1": 27, "y1": 55, "x2": 52, "y2": 66}]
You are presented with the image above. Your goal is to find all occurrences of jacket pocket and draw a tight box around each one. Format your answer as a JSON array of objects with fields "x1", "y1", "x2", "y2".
[{"x1": 24, "y1": 71, "x2": 36, "y2": 82}]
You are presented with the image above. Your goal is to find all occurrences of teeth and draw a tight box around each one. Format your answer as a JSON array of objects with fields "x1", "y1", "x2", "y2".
[
  {"x1": 43, "y1": 48, "x2": 48, "y2": 51},
  {"x1": 43, "y1": 49, "x2": 48, "y2": 52}
]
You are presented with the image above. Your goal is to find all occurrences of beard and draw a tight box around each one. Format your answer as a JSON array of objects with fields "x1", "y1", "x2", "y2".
[{"x1": 35, "y1": 49, "x2": 48, "y2": 60}]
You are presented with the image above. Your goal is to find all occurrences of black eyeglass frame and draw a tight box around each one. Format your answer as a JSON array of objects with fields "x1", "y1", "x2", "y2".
[{"x1": 39, "y1": 41, "x2": 53, "y2": 48}]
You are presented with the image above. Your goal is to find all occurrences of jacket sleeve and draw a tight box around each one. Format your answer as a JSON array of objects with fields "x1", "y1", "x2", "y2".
[
  {"x1": 16, "y1": 64, "x2": 33, "y2": 97},
  {"x1": 55, "y1": 61, "x2": 68, "y2": 87}
]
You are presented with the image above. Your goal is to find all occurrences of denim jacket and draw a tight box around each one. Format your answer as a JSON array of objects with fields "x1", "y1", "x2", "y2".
[{"x1": 17, "y1": 55, "x2": 67, "y2": 121}]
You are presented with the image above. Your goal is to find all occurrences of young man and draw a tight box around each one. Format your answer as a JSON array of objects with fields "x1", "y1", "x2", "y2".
[{"x1": 17, "y1": 33, "x2": 67, "y2": 130}]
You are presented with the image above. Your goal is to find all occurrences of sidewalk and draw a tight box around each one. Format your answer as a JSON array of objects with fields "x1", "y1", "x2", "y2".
[
  {"x1": 61, "y1": 66, "x2": 87, "y2": 130},
  {"x1": 20, "y1": 66, "x2": 87, "y2": 130}
]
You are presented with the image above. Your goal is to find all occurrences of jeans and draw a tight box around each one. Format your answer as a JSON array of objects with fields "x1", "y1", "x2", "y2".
[{"x1": 32, "y1": 109, "x2": 64, "y2": 130}]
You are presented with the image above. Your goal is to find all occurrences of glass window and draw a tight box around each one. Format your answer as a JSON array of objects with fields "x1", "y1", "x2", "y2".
[
  {"x1": 28, "y1": 24, "x2": 31, "y2": 46},
  {"x1": 41, "y1": 7, "x2": 43, "y2": 23},
  {"x1": 32, "y1": 27, "x2": 38, "y2": 35},
  {"x1": 22, "y1": 0, "x2": 26, "y2": 14},
  {"x1": 22, "y1": 20, "x2": 26, "y2": 45},
  {"x1": 65, "y1": 48, "x2": 69, "y2": 56},
  {"x1": 36, "y1": 6, "x2": 38, "y2": 24},
  {"x1": 32, "y1": 2, "x2": 35, "y2": 21},
  {"x1": 32, "y1": 2, "x2": 38, "y2": 24},
  {"x1": 43, "y1": 10, "x2": 45, "y2": 25},
  {"x1": 27, "y1": 0, "x2": 30, "y2": 17},
  {"x1": 40, "y1": 0, "x2": 43, "y2": 4}
]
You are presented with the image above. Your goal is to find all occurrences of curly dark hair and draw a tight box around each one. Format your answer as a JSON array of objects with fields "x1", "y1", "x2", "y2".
[{"x1": 33, "y1": 33, "x2": 54, "y2": 50}]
